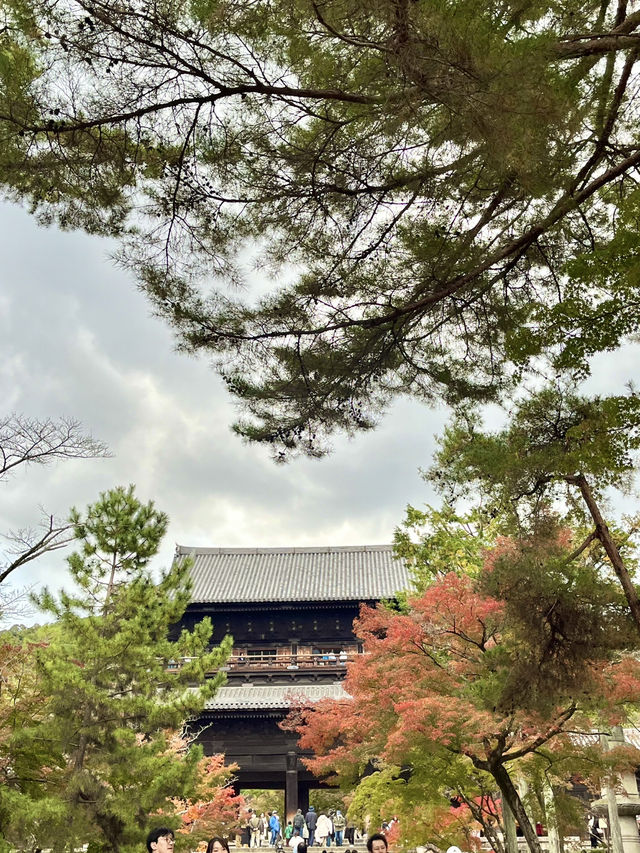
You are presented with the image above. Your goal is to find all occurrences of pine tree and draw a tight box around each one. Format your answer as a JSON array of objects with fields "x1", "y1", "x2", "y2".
[
  {"x1": 1, "y1": 485, "x2": 231, "y2": 853},
  {"x1": 4, "y1": 1, "x2": 640, "y2": 455},
  {"x1": 432, "y1": 386, "x2": 640, "y2": 637}
]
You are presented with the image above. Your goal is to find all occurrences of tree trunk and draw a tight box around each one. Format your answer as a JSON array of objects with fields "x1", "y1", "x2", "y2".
[
  {"x1": 74, "y1": 711, "x2": 91, "y2": 770},
  {"x1": 485, "y1": 820, "x2": 506, "y2": 853},
  {"x1": 490, "y1": 761, "x2": 542, "y2": 853},
  {"x1": 503, "y1": 797, "x2": 519, "y2": 853},
  {"x1": 461, "y1": 793, "x2": 505, "y2": 853},
  {"x1": 566, "y1": 474, "x2": 640, "y2": 635},
  {"x1": 542, "y1": 777, "x2": 563, "y2": 853}
]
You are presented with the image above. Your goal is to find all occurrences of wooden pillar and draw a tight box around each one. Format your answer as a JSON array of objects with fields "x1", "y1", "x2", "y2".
[
  {"x1": 285, "y1": 750, "x2": 299, "y2": 823},
  {"x1": 298, "y1": 783, "x2": 310, "y2": 814}
]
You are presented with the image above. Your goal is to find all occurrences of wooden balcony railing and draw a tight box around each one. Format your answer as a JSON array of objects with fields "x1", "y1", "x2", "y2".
[
  {"x1": 167, "y1": 652, "x2": 357, "y2": 673},
  {"x1": 222, "y1": 652, "x2": 353, "y2": 671}
]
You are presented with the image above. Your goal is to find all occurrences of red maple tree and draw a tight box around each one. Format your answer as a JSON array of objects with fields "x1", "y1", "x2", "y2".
[
  {"x1": 295, "y1": 535, "x2": 640, "y2": 853},
  {"x1": 175, "y1": 754, "x2": 245, "y2": 841}
]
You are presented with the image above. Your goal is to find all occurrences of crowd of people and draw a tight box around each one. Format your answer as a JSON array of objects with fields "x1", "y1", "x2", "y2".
[
  {"x1": 145, "y1": 814, "x2": 390, "y2": 853},
  {"x1": 238, "y1": 806, "x2": 358, "y2": 849}
]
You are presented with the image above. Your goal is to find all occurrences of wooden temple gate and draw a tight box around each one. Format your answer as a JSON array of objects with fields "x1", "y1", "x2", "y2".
[{"x1": 175, "y1": 545, "x2": 409, "y2": 820}]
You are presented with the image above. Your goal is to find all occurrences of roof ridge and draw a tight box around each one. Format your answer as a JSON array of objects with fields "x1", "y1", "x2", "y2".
[{"x1": 175, "y1": 544, "x2": 394, "y2": 555}]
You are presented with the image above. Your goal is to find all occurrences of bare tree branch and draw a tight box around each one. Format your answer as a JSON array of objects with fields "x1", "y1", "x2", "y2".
[
  {"x1": 0, "y1": 415, "x2": 109, "y2": 594},
  {"x1": 0, "y1": 415, "x2": 110, "y2": 480},
  {"x1": 1, "y1": 513, "x2": 76, "y2": 585}
]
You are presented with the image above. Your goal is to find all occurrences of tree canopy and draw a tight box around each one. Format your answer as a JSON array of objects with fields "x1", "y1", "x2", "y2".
[
  {"x1": 0, "y1": 486, "x2": 232, "y2": 852},
  {"x1": 433, "y1": 386, "x2": 640, "y2": 635},
  {"x1": 2, "y1": 0, "x2": 640, "y2": 454},
  {"x1": 294, "y1": 540, "x2": 640, "y2": 853}
]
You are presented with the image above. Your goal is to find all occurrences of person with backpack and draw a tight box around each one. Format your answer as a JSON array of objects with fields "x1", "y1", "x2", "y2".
[{"x1": 293, "y1": 810, "x2": 306, "y2": 836}]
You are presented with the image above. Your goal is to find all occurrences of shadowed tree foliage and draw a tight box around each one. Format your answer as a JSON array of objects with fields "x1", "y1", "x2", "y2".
[{"x1": 2, "y1": 1, "x2": 640, "y2": 455}]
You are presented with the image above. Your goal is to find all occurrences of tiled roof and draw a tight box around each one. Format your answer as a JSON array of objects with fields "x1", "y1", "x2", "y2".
[
  {"x1": 569, "y1": 728, "x2": 640, "y2": 750},
  {"x1": 205, "y1": 682, "x2": 350, "y2": 710},
  {"x1": 175, "y1": 545, "x2": 409, "y2": 604},
  {"x1": 625, "y1": 729, "x2": 640, "y2": 750}
]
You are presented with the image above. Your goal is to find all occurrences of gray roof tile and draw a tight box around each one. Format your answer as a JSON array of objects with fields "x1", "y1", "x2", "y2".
[
  {"x1": 569, "y1": 728, "x2": 640, "y2": 750},
  {"x1": 205, "y1": 682, "x2": 349, "y2": 710},
  {"x1": 176, "y1": 545, "x2": 409, "y2": 604}
]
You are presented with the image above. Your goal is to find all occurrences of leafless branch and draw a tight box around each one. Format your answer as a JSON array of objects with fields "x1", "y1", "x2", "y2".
[
  {"x1": 0, "y1": 415, "x2": 109, "y2": 480},
  {"x1": 1, "y1": 512, "x2": 76, "y2": 585}
]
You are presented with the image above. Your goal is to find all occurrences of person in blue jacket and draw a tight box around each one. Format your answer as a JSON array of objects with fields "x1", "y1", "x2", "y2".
[{"x1": 270, "y1": 811, "x2": 281, "y2": 845}]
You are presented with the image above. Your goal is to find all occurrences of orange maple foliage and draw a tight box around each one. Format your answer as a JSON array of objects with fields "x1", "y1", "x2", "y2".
[
  {"x1": 295, "y1": 567, "x2": 640, "y2": 851},
  {"x1": 176, "y1": 754, "x2": 245, "y2": 840}
]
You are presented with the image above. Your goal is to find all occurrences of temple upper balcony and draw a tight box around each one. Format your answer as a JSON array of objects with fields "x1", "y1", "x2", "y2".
[
  {"x1": 167, "y1": 645, "x2": 361, "y2": 675},
  {"x1": 224, "y1": 646, "x2": 358, "y2": 672}
]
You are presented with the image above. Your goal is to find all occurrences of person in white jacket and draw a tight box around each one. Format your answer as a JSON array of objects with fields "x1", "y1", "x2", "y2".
[
  {"x1": 316, "y1": 813, "x2": 332, "y2": 847},
  {"x1": 290, "y1": 832, "x2": 305, "y2": 851}
]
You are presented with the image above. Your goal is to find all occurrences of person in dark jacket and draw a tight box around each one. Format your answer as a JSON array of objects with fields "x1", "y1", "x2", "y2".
[
  {"x1": 305, "y1": 807, "x2": 318, "y2": 847},
  {"x1": 293, "y1": 810, "x2": 306, "y2": 834}
]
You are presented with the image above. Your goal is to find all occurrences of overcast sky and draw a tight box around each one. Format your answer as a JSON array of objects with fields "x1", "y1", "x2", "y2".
[
  {"x1": 0, "y1": 200, "x2": 451, "y2": 609},
  {"x1": 2, "y1": 199, "x2": 639, "y2": 618}
]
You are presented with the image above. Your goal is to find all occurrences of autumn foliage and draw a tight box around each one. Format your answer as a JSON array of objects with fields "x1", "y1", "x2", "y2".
[
  {"x1": 295, "y1": 526, "x2": 640, "y2": 851},
  {"x1": 176, "y1": 754, "x2": 245, "y2": 841}
]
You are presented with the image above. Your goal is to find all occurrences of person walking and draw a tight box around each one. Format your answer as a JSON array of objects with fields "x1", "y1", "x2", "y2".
[
  {"x1": 260, "y1": 813, "x2": 268, "y2": 846},
  {"x1": 290, "y1": 831, "x2": 305, "y2": 851},
  {"x1": 270, "y1": 811, "x2": 281, "y2": 845},
  {"x1": 345, "y1": 818, "x2": 355, "y2": 846},
  {"x1": 250, "y1": 811, "x2": 262, "y2": 848},
  {"x1": 305, "y1": 806, "x2": 317, "y2": 847},
  {"x1": 315, "y1": 813, "x2": 332, "y2": 848},
  {"x1": 333, "y1": 812, "x2": 346, "y2": 847},
  {"x1": 589, "y1": 814, "x2": 602, "y2": 848},
  {"x1": 293, "y1": 809, "x2": 306, "y2": 836}
]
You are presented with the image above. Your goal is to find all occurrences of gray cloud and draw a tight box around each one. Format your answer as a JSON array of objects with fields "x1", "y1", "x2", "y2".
[
  {"x1": 0, "y1": 202, "x2": 444, "y2": 609},
  {"x1": 2, "y1": 200, "x2": 639, "y2": 620}
]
